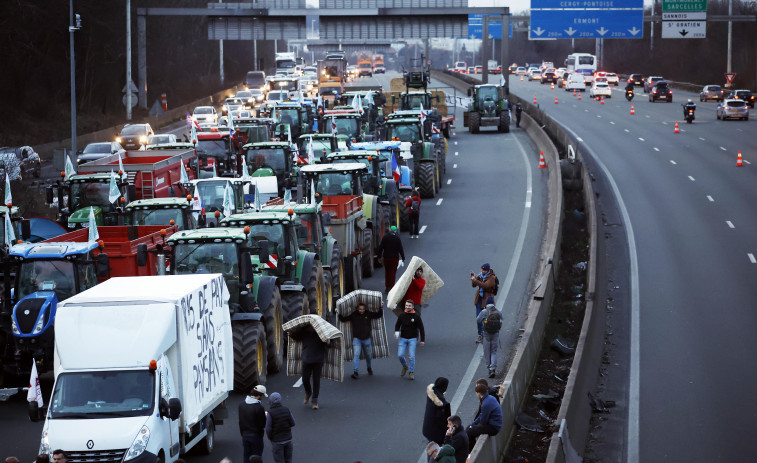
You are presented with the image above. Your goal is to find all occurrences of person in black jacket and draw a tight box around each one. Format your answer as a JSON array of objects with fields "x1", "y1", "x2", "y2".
[
  {"x1": 266, "y1": 392, "x2": 296, "y2": 463},
  {"x1": 339, "y1": 302, "x2": 383, "y2": 379},
  {"x1": 238, "y1": 385, "x2": 268, "y2": 463},
  {"x1": 289, "y1": 325, "x2": 330, "y2": 409},
  {"x1": 394, "y1": 299, "x2": 425, "y2": 380},
  {"x1": 377, "y1": 225, "x2": 405, "y2": 293},
  {"x1": 423, "y1": 377, "x2": 451, "y2": 446},
  {"x1": 443, "y1": 415, "x2": 469, "y2": 463}
]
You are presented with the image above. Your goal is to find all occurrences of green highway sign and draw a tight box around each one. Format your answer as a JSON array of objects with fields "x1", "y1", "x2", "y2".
[{"x1": 662, "y1": 0, "x2": 707, "y2": 12}]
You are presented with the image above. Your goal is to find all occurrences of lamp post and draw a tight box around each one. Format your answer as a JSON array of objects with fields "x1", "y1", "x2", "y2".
[{"x1": 69, "y1": 0, "x2": 81, "y2": 155}]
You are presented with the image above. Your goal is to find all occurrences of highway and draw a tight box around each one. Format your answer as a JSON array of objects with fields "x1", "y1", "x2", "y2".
[
  {"x1": 507, "y1": 76, "x2": 757, "y2": 461},
  {"x1": 0, "y1": 72, "x2": 549, "y2": 462}
]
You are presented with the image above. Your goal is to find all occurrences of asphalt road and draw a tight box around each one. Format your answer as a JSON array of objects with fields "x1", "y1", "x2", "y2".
[
  {"x1": 508, "y1": 76, "x2": 757, "y2": 461},
  {"x1": 0, "y1": 72, "x2": 548, "y2": 463}
]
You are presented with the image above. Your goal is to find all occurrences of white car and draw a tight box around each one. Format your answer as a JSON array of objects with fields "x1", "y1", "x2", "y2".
[
  {"x1": 192, "y1": 106, "x2": 218, "y2": 124},
  {"x1": 606, "y1": 73, "x2": 619, "y2": 86},
  {"x1": 222, "y1": 98, "x2": 244, "y2": 114},
  {"x1": 266, "y1": 90, "x2": 287, "y2": 106},
  {"x1": 145, "y1": 134, "x2": 177, "y2": 149},
  {"x1": 565, "y1": 73, "x2": 586, "y2": 91},
  {"x1": 528, "y1": 69, "x2": 542, "y2": 81},
  {"x1": 590, "y1": 82, "x2": 612, "y2": 98},
  {"x1": 515, "y1": 67, "x2": 527, "y2": 76}
]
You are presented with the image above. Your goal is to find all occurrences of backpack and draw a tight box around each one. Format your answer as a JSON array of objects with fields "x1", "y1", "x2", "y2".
[
  {"x1": 410, "y1": 198, "x2": 420, "y2": 213},
  {"x1": 483, "y1": 306, "x2": 502, "y2": 333},
  {"x1": 492, "y1": 275, "x2": 500, "y2": 295}
]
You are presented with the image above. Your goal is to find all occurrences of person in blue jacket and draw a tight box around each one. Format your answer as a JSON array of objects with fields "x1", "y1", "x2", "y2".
[{"x1": 466, "y1": 383, "x2": 503, "y2": 451}]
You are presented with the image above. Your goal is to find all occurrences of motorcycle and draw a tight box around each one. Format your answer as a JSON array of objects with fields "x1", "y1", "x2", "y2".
[
  {"x1": 683, "y1": 106, "x2": 696, "y2": 123},
  {"x1": 625, "y1": 89, "x2": 634, "y2": 101}
]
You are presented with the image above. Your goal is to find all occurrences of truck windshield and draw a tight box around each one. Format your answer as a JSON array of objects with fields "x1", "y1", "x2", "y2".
[
  {"x1": 127, "y1": 208, "x2": 185, "y2": 229},
  {"x1": 17, "y1": 260, "x2": 80, "y2": 301},
  {"x1": 195, "y1": 180, "x2": 234, "y2": 213},
  {"x1": 173, "y1": 242, "x2": 239, "y2": 278},
  {"x1": 50, "y1": 370, "x2": 155, "y2": 419},
  {"x1": 275, "y1": 109, "x2": 300, "y2": 126},
  {"x1": 404, "y1": 94, "x2": 429, "y2": 109},
  {"x1": 332, "y1": 158, "x2": 373, "y2": 175},
  {"x1": 297, "y1": 214, "x2": 317, "y2": 247},
  {"x1": 314, "y1": 172, "x2": 356, "y2": 196},
  {"x1": 196, "y1": 140, "x2": 228, "y2": 158},
  {"x1": 69, "y1": 182, "x2": 114, "y2": 212},
  {"x1": 246, "y1": 148, "x2": 286, "y2": 174},
  {"x1": 387, "y1": 123, "x2": 420, "y2": 142}
]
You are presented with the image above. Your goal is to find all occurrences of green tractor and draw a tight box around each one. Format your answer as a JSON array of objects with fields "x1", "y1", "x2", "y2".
[
  {"x1": 221, "y1": 210, "x2": 327, "y2": 324},
  {"x1": 46, "y1": 173, "x2": 129, "y2": 229},
  {"x1": 384, "y1": 115, "x2": 442, "y2": 200},
  {"x1": 166, "y1": 227, "x2": 283, "y2": 390},
  {"x1": 124, "y1": 197, "x2": 197, "y2": 230},
  {"x1": 244, "y1": 141, "x2": 299, "y2": 199},
  {"x1": 463, "y1": 84, "x2": 511, "y2": 134}
]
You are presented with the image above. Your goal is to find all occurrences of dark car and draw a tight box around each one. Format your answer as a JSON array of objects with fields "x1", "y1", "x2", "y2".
[
  {"x1": 77, "y1": 142, "x2": 126, "y2": 165},
  {"x1": 644, "y1": 76, "x2": 664, "y2": 93},
  {"x1": 732, "y1": 89, "x2": 755, "y2": 108},
  {"x1": 628, "y1": 74, "x2": 645, "y2": 87},
  {"x1": 649, "y1": 81, "x2": 673, "y2": 103},
  {"x1": 116, "y1": 123, "x2": 154, "y2": 150},
  {"x1": 700, "y1": 85, "x2": 725, "y2": 102},
  {"x1": 540, "y1": 71, "x2": 557, "y2": 84}
]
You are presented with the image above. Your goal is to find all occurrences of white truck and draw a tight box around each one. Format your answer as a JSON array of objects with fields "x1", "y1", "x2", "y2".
[
  {"x1": 274, "y1": 52, "x2": 297, "y2": 75},
  {"x1": 36, "y1": 274, "x2": 234, "y2": 461}
]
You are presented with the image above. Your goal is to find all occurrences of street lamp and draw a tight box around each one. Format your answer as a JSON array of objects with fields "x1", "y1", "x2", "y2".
[{"x1": 69, "y1": 1, "x2": 81, "y2": 156}]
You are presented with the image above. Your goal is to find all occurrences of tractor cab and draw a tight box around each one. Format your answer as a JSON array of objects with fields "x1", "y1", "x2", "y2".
[
  {"x1": 321, "y1": 110, "x2": 364, "y2": 142},
  {"x1": 187, "y1": 178, "x2": 248, "y2": 223},
  {"x1": 300, "y1": 163, "x2": 367, "y2": 200},
  {"x1": 125, "y1": 197, "x2": 197, "y2": 230},
  {"x1": 464, "y1": 84, "x2": 510, "y2": 134},
  {"x1": 244, "y1": 141, "x2": 296, "y2": 198},
  {"x1": 48, "y1": 174, "x2": 128, "y2": 229}
]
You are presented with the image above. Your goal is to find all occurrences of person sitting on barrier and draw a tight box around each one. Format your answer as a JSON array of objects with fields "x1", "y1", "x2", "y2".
[{"x1": 465, "y1": 383, "x2": 503, "y2": 452}]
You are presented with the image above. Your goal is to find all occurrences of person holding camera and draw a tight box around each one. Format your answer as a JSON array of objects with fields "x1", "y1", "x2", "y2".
[
  {"x1": 443, "y1": 415, "x2": 469, "y2": 463},
  {"x1": 471, "y1": 263, "x2": 497, "y2": 344}
]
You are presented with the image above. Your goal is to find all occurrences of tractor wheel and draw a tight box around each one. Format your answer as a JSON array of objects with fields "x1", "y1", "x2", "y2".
[
  {"x1": 232, "y1": 321, "x2": 268, "y2": 392},
  {"x1": 362, "y1": 228, "x2": 375, "y2": 278},
  {"x1": 355, "y1": 253, "x2": 364, "y2": 289},
  {"x1": 282, "y1": 292, "x2": 309, "y2": 324},
  {"x1": 417, "y1": 162, "x2": 437, "y2": 199},
  {"x1": 499, "y1": 113, "x2": 510, "y2": 133},
  {"x1": 470, "y1": 112, "x2": 481, "y2": 134},
  {"x1": 306, "y1": 261, "x2": 326, "y2": 318},
  {"x1": 398, "y1": 190, "x2": 411, "y2": 232},
  {"x1": 263, "y1": 286, "x2": 284, "y2": 374},
  {"x1": 343, "y1": 255, "x2": 359, "y2": 292}
]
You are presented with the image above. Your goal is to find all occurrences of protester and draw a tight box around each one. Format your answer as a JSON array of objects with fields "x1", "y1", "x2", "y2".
[
  {"x1": 515, "y1": 102, "x2": 523, "y2": 128},
  {"x1": 51, "y1": 451, "x2": 66, "y2": 463},
  {"x1": 476, "y1": 296, "x2": 503, "y2": 378},
  {"x1": 5, "y1": 457, "x2": 19, "y2": 463},
  {"x1": 471, "y1": 263, "x2": 497, "y2": 344},
  {"x1": 443, "y1": 415, "x2": 469, "y2": 463},
  {"x1": 466, "y1": 384, "x2": 503, "y2": 451},
  {"x1": 239, "y1": 385, "x2": 268, "y2": 463},
  {"x1": 423, "y1": 377, "x2": 451, "y2": 445},
  {"x1": 394, "y1": 300, "x2": 425, "y2": 380},
  {"x1": 426, "y1": 441, "x2": 457, "y2": 463},
  {"x1": 405, "y1": 189, "x2": 422, "y2": 238},
  {"x1": 289, "y1": 325, "x2": 330, "y2": 409},
  {"x1": 35, "y1": 455, "x2": 49, "y2": 463},
  {"x1": 402, "y1": 266, "x2": 426, "y2": 314},
  {"x1": 266, "y1": 392, "x2": 296, "y2": 463},
  {"x1": 473, "y1": 379, "x2": 502, "y2": 422},
  {"x1": 377, "y1": 225, "x2": 405, "y2": 293},
  {"x1": 339, "y1": 302, "x2": 383, "y2": 379}
]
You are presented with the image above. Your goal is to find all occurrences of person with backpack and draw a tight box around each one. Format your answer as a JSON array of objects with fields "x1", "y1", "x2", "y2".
[
  {"x1": 405, "y1": 189, "x2": 422, "y2": 238},
  {"x1": 476, "y1": 296, "x2": 502, "y2": 378},
  {"x1": 471, "y1": 263, "x2": 498, "y2": 344}
]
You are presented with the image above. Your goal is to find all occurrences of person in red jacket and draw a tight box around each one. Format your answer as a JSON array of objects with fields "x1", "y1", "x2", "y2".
[
  {"x1": 402, "y1": 266, "x2": 426, "y2": 313},
  {"x1": 405, "y1": 189, "x2": 422, "y2": 238}
]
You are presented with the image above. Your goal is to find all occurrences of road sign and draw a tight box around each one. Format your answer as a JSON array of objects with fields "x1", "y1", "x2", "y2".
[
  {"x1": 532, "y1": 0, "x2": 641, "y2": 8},
  {"x1": 662, "y1": 0, "x2": 707, "y2": 11},
  {"x1": 662, "y1": 11, "x2": 707, "y2": 20},
  {"x1": 661, "y1": 19, "x2": 706, "y2": 38},
  {"x1": 530, "y1": 8, "x2": 644, "y2": 39},
  {"x1": 122, "y1": 93, "x2": 138, "y2": 108},
  {"x1": 122, "y1": 80, "x2": 138, "y2": 93},
  {"x1": 468, "y1": 14, "x2": 502, "y2": 39},
  {"x1": 725, "y1": 73, "x2": 736, "y2": 83}
]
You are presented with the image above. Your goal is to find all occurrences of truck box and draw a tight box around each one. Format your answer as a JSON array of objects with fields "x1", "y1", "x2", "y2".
[{"x1": 39, "y1": 275, "x2": 233, "y2": 460}]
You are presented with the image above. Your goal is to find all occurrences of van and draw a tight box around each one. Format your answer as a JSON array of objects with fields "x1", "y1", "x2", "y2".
[
  {"x1": 245, "y1": 71, "x2": 266, "y2": 91},
  {"x1": 565, "y1": 73, "x2": 586, "y2": 91}
]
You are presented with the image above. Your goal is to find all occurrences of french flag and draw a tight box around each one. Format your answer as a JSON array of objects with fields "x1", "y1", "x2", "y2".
[{"x1": 391, "y1": 152, "x2": 400, "y2": 182}]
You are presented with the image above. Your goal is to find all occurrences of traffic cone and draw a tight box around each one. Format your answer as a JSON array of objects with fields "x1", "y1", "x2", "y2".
[
  {"x1": 601, "y1": 97, "x2": 605, "y2": 105},
  {"x1": 533, "y1": 95, "x2": 537, "y2": 105},
  {"x1": 674, "y1": 121, "x2": 679, "y2": 133},
  {"x1": 630, "y1": 104, "x2": 635, "y2": 115},
  {"x1": 737, "y1": 150, "x2": 743, "y2": 166},
  {"x1": 577, "y1": 93, "x2": 582, "y2": 100},
  {"x1": 572, "y1": 89, "x2": 576, "y2": 97},
  {"x1": 554, "y1": 96, "x2": 558, "y2": 104},
  {"x1": 538, "y1": 151, "x2": 547, "y2": 169},
  {"x1": 551, "y1": 82, "x2": 555, "y2": 90}
]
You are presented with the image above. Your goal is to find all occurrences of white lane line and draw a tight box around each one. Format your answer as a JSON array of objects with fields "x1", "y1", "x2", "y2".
[
  {"x1": 585, "y1": 109, "x2": 590, "y2": 112},
  {"x1": 707, "y1": 195, "x2": 714, "y2": 202},
  {"x1": 726, "y1": 221, "x2": 735, "y2": 228},
  {"x1": 645, "y1": 115, "x2": 651, "y2": 118},
  {"x1": 699, "y1": 137, "x2": 706, "y2": 141},
  {"x1": 745, "y1": 160, "x2": 752, "y2": 165},
  {"x1": 596, "y1": 115, "x2": 602, "y2": 118},
  {"x1": 293, "y1": 378, "x2": 303, "y2": 388},
  {"x1": 670, "y1": 160, "x2": 677, "y2": 165},
  {"x1": 653, "y1": 147, "x2": 660, "y2": 151},
  {"x1": 720, "y1": 146, "x2": 727, "y2": 151},
  {"x1": 436, "y1": 198, "x2": 443, "y2": 206},
  {"x1": 453, "y1": 164, "x2": 458, "y2": 168},
  {"x1": 638, "y1": 137, "x2": 645, "y2": 141},
  {"x1": 688, "y1": 176, "x2": 696, "y2": 181},
  {"x1": 610, "y1": 121, "x2": 616, "y2": 125},
  {"x1": 624, "y1": 129, "x2": 630, "y2": 133},
  {"x1": 455, "y1": 151, "x2": 459, "y2": 156},
  {"x1": 750, "y1": 253, "x2": 757, "y2": 264},
  {"x1": 419, "y1": 225, "x2": 427, "y2": 234},
  {"x1": 447, "y1": 179, "x2": 452, "y2": 185},
  {"x1": 454, "y1": 141, "x2": 458, "y2": 145}
]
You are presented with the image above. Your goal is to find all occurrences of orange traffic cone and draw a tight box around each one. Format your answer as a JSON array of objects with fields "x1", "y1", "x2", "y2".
[
  {"x1": 538, "y1": 151, "x2": 547, "y2": 169},
  {"x1": 572, "y1": 89, "x2": 576, "y2": 97},
  {"x1": 737, "y1": 150, "x2": 743, "y2": 166},
  {"x1": 674, "y1": 121, "x2": 679, "y2": 133},
  {"x1": 533, "y1": 95, "x2": 537, "y2": 105},
  {"x1": 577, "y1": 93, "x2": 582, "y2": 100},
  {"x1": 630, "y1": 104, "x2": 635, "y2": 115},
  {"x1": 551, "y1": 82, "x2": 555, "y2": 90},
  {"x1": 554, "y1": 96, "x2": 558, "y2": 104},
  {"x1": 601, "y1": 97, "x2": 605, "y2": 105},
  {"x1": 520, "y1": 75, "x2": 524, "y2": 81}
]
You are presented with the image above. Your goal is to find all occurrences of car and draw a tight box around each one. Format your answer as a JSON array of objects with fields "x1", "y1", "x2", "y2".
[
  {"x1": 265, "y1": 90, "x2": 287, "y2": 106},
  {"x1": 222, "y1": 97, "x2": 245, "y2": 114},
  {"x1": 508, "y1": 64, "x2": 519, "y2": 74},
  {"x1": 467, "y1": 67, "x2": 475, "y2": 74},
  {"x1": 731, "y1": 89, "x2": 755, "y2": 108},
  {"x1": 515, "y1": 67, "x2": 527, "y2": 76},
  {"x1": 192, "y1": 106, "x2": 218, "y2": 125},
  {"x1": 0, "y1": 146, "x2": 42, "y2": 180},
  {"x1": 565, "y1": 73, "x2": 586, "y2": 91},
  {"x1": 628, "y1": 73, "x2": 645, "y2": 87},
  {"x1": 475, "y1": 65, "x2": 483, "y2": 74},
  {"x1": 541, "y1": 71, "x2": 557, "y2": 84},
  {"x1": 605, "y1": 73, "x2": 619, "y2": 86},
  {"x1": 589, "y1": 82, "x2": 612, "y2": 98},
  {"x1": 648, "y1": 81, "x2": 673, "y2": 102},
  {"x1": 117, "y1": 123, "x2": 154, "y2": 150},
  {"x1": 145, "y1": 134, "x2": 177, "y2": 149},
  {"x1": 453, "y1": 61, "x2": 467, "y2": 73},
  {"x1": 555, "y1": 67, "x2": 567, "y2": 75},
  {"x1": 644, "y1": 76, "x2": 664, "y2": 93},
  {"x1": 558, "y1": 72, "x2": 570, "y2": 88},
  {"x1": 700, "y1": 85, "x2": 725, "y2": 102},
  {"x1": 594, "y1": 77, "x2": 608, "y2": 84},
  {"x1": 235, "y1": 90, "x2": 263, "y2": 110},
  {"x1": 77, "y1": 142, "x2": 126, "y2": 165},
  {"x1": 717, "y1": 99, "x2": 749, "y2": 120},
  {"x1": 528, "y1": 69, "x2": 542, "y2": 81}
]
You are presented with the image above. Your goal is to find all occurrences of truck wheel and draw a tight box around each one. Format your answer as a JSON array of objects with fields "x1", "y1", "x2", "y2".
[
  {"x1": 470, "y1": 112, "x2": 481, "y2": 134},
  {"x1": 306, "y1": 261, "x2": 325, "y2": 318},
  {"x1": 398, "y1": 191, "x2": 411, "y2": 231},
  {"x1": 233, "y1": 321, "x2": 268, "y2": 392},
  {"x1": 499, "y1": 114, "x2": 510, "y2": 133},
  {"x1": 362, "y1": 228, "x2": 374, "y2": 278},
  {"x1": 282, "y1": 292, "x2": 309, "y2": 324},
  {"x1": 417, "y1": 162, "x2": 436, "y2": 199},
  {"x1": 263, "y1": 286, "x2": 284, "y2": 374},
  {"x1": 198, "y1": 415, "x2": 215, "y2": 454}
]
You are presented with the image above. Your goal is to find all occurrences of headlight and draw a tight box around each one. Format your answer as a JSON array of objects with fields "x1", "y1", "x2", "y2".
[
  {"x1": 67, "y1": 222, "x2": 75, "y2": 229},
  {"x1": 116, "y1": 137, "x2": 122, "y2": 144},
  {"x1": 124, "y1": 425, "x2": 150, "y2": 461},
  {"x1": 11, "y1": 320, "x2": 19, "y2": 335},
  {"x1": 139, "y1": 135, "x2": 147, "y2": 143},
  {"x1": 32, "y1": 315, "x2": 45, "y2": 335}
]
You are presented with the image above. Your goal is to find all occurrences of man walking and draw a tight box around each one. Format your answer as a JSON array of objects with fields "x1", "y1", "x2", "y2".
[
  {"x1": 394, "y1": 299, "x2": 425, "y2": 380},
  {"x1": 266, "y1": 392, "x2": 296, "y2": 463},
  {"x1": 515, "y1": 103, "x2": 522, "y2": 128},
  {"x1": 405, "y1": 189, "x2": 422, "y2": 238},
  {"x1": 476, "y1": 296, "x2": 503, "y2": 378},
  {"x1": 289, "y1": 325, "x2": 330, "y2": 409},
  {"x1": 471, "y1": 263, "x2": 496, "y2": 344},
  {"x1": 339, "y1": 302, "x2": 383, "y2": 379},
  {"x1": 239, "y1": 385, "x2": 268, "y2": 463},
  {"x1": 377, "y1": 225, "x2": 405, "y2": 293},
  {"x1": 466, "y1": 384, "x2": 503, "y2": 451}
]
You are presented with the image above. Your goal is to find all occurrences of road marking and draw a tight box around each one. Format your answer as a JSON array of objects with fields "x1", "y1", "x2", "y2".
[
  {"x1": 293, "y1": 378, "x2": 302, "y2": 388},
  {"x1": 596, "y1": 115, "x2": 602, "y2": 118},
  {"x1": 638, "y1": 137, "x2": 645, "y2": 141},
  {"x1": 645, "y1": 115, "x2": 650, "y2": 118},
  {"x1": 720, "y1": 146, "x2": 727, "y2": 151},
  {"x1": 745, "y1": 160, "x2": 752, "y2": 165},
  {"x1": 453, "y1": 164, "x2": 458, "y2": 168},
  {"x1": 707, "y1": 195, "x2": 714, "y2": 201},
  {"x1": 419, "y1": 225, "x2": 427, "y2": 234},
  {"x1": 576, "y1": 137, "x2": 583, "y2": 142},
  {"x1": 750, "y1": 253, "x2": 757, "y2": 264},
  {"x1": 454, "y1": 141, "x2": 458, "y2": 145},
  {"x1": 670, "y1": 160, "x2": 677, "y2": 165},
  {"x1": 455, "y1": 151, "x2": 459, "y2": 156},
  {"x1": 447, "y1": 179, "x2": 452, "y2": 185},
  {"x1": 610, "y1": 121, "x2": 615, "y2": 125},
  {"x1": 688, "y1": 176, "x2": 695, "y2": 181},
  {"x1": 624, "y1": 129, "x2": 630, "y2": 133},
  {"x1": 436, "y1": 198, "x2": 443, "y2": 206},
  {"x1": 653, "y1": 147, "x2": 660, "y2": 152},
  {"x1": 699, "y1": 137, "x2": 706, "y2": 141},
  {"x1": 726, "y1": 221, "x2": 735, "y2": 228}
]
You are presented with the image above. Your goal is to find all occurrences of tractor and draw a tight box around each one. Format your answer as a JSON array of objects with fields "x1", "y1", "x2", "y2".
[
  {"x1": 463, "y1": 84, "x2": 511, "y2": 134},
  {"x1": 384, "y1": 115, "x2": 441, "y2": 200}
]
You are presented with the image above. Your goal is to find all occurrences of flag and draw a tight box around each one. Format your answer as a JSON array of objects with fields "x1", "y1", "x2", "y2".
[
  {"x1": 254, "y1": 182, "x2": 262, "y2": 211},
  {"x1": 190, "y1": 122, "x2": 198, "y2": 144},
  {"x1": 310, "y1": 179, "x2": 316, "y2": 205},
  {"x1": 500, "y1": 73, "x2": 506, "y2": 87},
  {"x1": 222, "y1": 183, "x2": 233, "y2": 217},
  {"x1": 351, "y1": 95, "x2": 362, "y2": 113},
  {"x1": 88, "y1": 207, "x2": 99, "y2": 242},
  {"x1": 192, "y1": 188, "x2": 203, "y2": 211},
  {"x1": 283, "y1": 188, "x2": 292, "y2": 204},
  {"x1": 317, "y1": 95, "x2": 323, "y2": 109},
  {"x1": 4, "y1": 210, "x2": 16, "y2": 249},
  {"x1": 64, "y1": 154, "x2": 76, "y2": 181},
  {"x1": 117, "y1": 153, "x2": 127, "y2": 181},
  {"x1": 27, "y1": 359, "x2": 43, "y2": 408},
  {"x1": 363, "y1": 91, "x2": 374, "y2": 106},
  {"x1": 286, "y1": 124, "x2": 293, "y2": 145},
  {"x1": 108, "y1": 170, "x2": 121, "y2": 203},
  {"x1": 391, "y1": 152, "x2": 401, "y2": 182},
  {"x1": 228, "y1": 110, "x2": 235, "y2": 137},
  {"x1": 186, "y1": 111, "x2": 202, "y2": 131},
  {"x1": 331, "y1": 117, "x2": 337, "y2": 135},
  {"x1": 241, "y1": 156, "x2": 251, "y2": 181},
  {"x1": 179, "y1": 158, "x2": 189, "y2": 184},
  {"x1": 419, "y1": 103, "x2": 426, "y2": 124},
  {"x1": 307, "y1": 139, "x2": 315, "y2": 165},
  {"x1": 312, "y1": 118, "x2": 318, "y2": 132},
  {"x1": 211, "y1": 163, "x2": 218, "y2": 178},
  {"x1": 4, "y1": 173, "x2": 11, "y2": 206}
]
